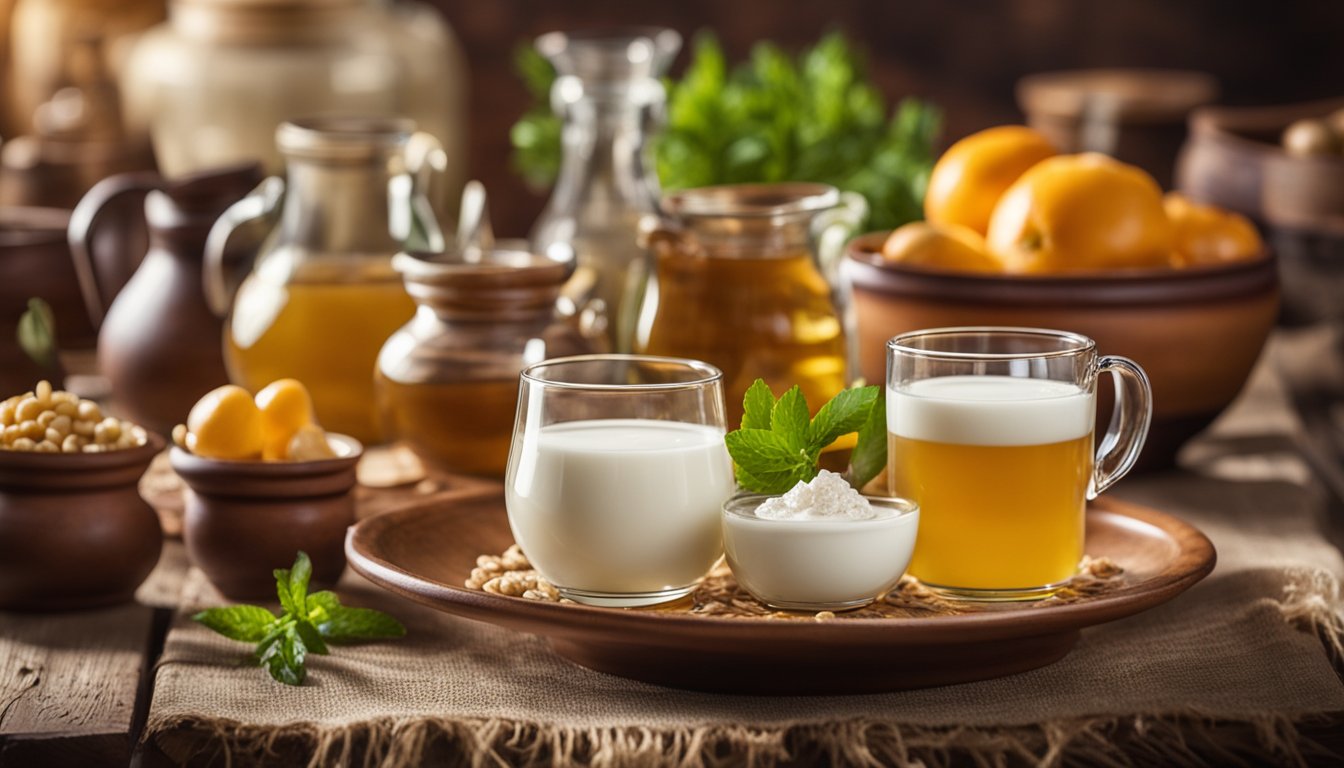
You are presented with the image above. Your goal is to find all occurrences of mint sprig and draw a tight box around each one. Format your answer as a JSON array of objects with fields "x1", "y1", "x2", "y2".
[
  {"x1": 193, "y1": 552, "x2": 406, "y2": 686},
  {"x1": 724, "y1": 379, "x2": 887, "y2": 494}
]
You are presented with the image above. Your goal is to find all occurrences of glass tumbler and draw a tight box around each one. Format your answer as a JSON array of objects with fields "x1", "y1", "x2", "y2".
[
  {"x1": 504, "y1": 354, "x2": 734, "y2": 607},
  {"x1": 887, "y1": 327, "x2": 1151, "y2": 601}
]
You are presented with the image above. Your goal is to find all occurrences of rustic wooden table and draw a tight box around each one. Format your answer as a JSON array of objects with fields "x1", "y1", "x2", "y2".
[{"x1": 2, "y1": 348, "x2": 1343, "y2": 767}]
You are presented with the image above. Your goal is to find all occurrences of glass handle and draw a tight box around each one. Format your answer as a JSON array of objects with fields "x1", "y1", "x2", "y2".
[
  {"x1": 811, "y1": 191, "x2": 868, "y2": 286},
  {"x1": 203, "y1": 176, "x2": 284, "y2": 317},
  {"x1": 1090, "y1": 355, "x2": 1153, "y2": 499}
]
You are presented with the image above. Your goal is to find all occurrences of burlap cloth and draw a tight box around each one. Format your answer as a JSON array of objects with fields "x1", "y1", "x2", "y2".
[{"x1": 145, "y1": 361, "x2": 1344, "y2": 767}]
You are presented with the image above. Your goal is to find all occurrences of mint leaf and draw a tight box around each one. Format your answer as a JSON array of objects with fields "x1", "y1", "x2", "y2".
[
  {"x1": 319, "y1": 606, "x2": 407, "y2": 643},
  {"x1": 17, "y1": 298, "x2": 57, "y2": 369},
  {"x1": 260, "y1": 625, "x2": 306, "y2": 686},
  {"x1": 193, "y1": 605, "x2": 277, "y2": 643},
  {"x1": 846, "y1": 392, "x2": 888, "y2": 490},
  {"x1": 273, "y1": 551, "x2": 312, "y2": 616},
  {"x1": 294, "y1": 620, "x2": 329, "y2": 656},
  {"x1": 808, "y1": 386, "x2": 878, "y2": 449},
  {"x1": 725, "y1": 428, "x2": 817, "y2": 493},
  {"x1": 770, "y1": 386, "x2": 810, "y2": 451},
  {"x1": 741, "y1": 379, "x2": 775, "y2": 430},
  {"x1": 305, "y1": 590, "x2": 341, "y2": 621}
]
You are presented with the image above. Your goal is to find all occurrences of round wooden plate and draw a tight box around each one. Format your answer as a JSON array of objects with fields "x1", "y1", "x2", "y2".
[{"x1": 346, "y1": 496, "x2": 1215, "y2": 694}]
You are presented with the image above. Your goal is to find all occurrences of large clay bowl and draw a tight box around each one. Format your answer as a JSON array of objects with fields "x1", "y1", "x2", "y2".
[
  {"x1": 172, "y1": 434, "x2": 362, "y2": 600},
  {"x1": 843, "y1": 234, "x2": 1279, "y2": 471},
  {"x1": 0, "y1": 432, "x2": 166, "y2": 611}
]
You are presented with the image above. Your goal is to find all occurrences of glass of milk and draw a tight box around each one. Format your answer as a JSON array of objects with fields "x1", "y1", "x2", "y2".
[
  {"x1": 505, "y1": 354, "x2": 735, "y2": 607},
  {"x1": 887, "y1": 327, "x2": 1152, "y2": 601}
]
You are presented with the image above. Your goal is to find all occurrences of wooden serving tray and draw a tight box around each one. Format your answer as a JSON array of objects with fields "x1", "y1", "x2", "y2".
[{"x1": 346, "y1": 496, "x2": 1215, "y2": 694}]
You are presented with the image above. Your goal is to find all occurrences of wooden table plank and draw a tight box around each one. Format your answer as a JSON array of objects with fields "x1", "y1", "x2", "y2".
[{"x1": 0, "y1": 603, "x2": 155, "y2": 767}]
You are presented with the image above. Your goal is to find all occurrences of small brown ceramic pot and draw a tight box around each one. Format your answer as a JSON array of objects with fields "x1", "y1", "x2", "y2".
[
  {"x1": 0, "y1": 433, "x2": 166, "y2": 611},
  {"x1": 172, "y1": 435, "x2": 362, "y2": 600}
]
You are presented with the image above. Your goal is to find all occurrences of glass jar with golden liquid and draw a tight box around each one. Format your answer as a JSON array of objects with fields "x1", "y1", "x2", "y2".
[
  {"x1": 205, "y1": 117, "x2": 445, "y2": 444},
  {"x1": 374, "y1": 245, "x2": 606, "y2": 478},
  {"x1": 634, "y1": 183, "x2": 865, "y2": 426}
]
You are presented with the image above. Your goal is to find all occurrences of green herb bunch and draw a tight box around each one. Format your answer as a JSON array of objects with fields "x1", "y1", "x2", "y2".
[
  {"x1": 194, "y1": 552, "x2": 405, "y2": 686},
  {"x1": 725, "y1": 379, "x2": 887, "y2": 494},
  {"x1": 509, "y1": 31, "x2": 942, "y2": 232}
]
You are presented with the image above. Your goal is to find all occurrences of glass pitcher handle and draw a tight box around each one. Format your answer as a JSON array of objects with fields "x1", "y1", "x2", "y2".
[
  {"x1": 811, "y1": 191, "x2": 868, "y2": 285},
  {"x1": 203, "y1": 176, "x2": 284, "y2": 317},
  {"x1": 1090, "y1": 355, "x2": 1153, "y2": 499}
]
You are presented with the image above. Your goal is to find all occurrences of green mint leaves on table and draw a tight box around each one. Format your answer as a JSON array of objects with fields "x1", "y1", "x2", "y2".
[
  {"x1": 193, "y1": 552, "x2": 405, "y2": 686},
  {"x1": 725, "y1": 379, "x2": 887, "y2": 495},
  {"x1": 17, "y1": 297, "x2": 58, "y2": 369}
]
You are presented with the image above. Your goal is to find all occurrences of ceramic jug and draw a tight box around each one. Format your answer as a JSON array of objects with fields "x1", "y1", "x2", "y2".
[
  {"x1": 0, "y1": 206, "x2": 78, "y2": 390},
  {"x1": 205, "y1": 117, "x2": 445, "y2": 444},
  {"x1": 68, "y1": 163, "x2": 263, "y2": 434}
]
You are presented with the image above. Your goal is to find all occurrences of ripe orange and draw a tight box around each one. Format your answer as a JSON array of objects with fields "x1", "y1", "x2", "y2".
[
  {"x1": 986, "y1": 153, "x2": 1172, "y2": 274},
  {"x1": 880, "y1": 221, "x2": 1000, "y2": 273},
  {"x1": 924, "y1": 125, "x2": 1058, "y2": 236},
  {"x1": 1164, "y1": 193, "x2": 1264, "y2": 267}
]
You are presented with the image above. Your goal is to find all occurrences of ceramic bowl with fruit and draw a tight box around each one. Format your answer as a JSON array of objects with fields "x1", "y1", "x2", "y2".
[
  {"x1": 842, "y1": 126, "x2": 1278, "y2": 470},
  {"x1": 0, "y1": 381, "x2": 165, "y2": 610},
  {"x1": 170, "y1": 379, "x2": 362, "y2": 600}
]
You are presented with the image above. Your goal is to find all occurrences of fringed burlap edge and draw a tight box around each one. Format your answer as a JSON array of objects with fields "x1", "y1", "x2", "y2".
[
  {"x1": 1277, "y1": 566, "x2": 1344, "y2": 678},
  {"x1": 145, "y1": 709, "x2": 1342, "y2": 768}
]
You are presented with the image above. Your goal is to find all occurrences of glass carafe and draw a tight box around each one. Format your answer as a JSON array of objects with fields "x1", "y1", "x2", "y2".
[
  {"x1": 205, "y1": 117, "x2": 444, "y2": 444},
  {"x1": 528, "y1": 27, "x2": 680, "y2": 352},
  {"x1": 635, "y1": 183, "x2": 866, "y2": 426},
  {"x1": 375, "y1": 245, "x2": 605, "y2": 478}
]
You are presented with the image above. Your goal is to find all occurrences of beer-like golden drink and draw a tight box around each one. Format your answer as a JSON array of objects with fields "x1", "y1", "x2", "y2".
[{"x1": 887, "y1": 375, "x2": 1095, "y2": 595}]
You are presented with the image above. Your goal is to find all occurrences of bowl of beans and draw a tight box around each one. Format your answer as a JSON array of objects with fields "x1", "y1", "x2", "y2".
[{"x1": 0, "y1": 381, "x2": 164, "y2": 611}]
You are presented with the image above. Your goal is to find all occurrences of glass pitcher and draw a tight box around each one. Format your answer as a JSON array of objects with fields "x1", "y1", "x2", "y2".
[
  {"x1": 528, "y1": 27, "x2": 680, "y2": 352},
  {"x1": 634, "y1": 183, "x2": 866, "y2": 426},
  {"x1": 205, "y1": 117, "x2": 445, "y2": 444}
]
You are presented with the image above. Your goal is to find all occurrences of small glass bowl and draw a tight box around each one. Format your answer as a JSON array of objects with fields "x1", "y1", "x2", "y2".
[{"x1": 722, "y1": 494, "x2": 919, "y2": 612}]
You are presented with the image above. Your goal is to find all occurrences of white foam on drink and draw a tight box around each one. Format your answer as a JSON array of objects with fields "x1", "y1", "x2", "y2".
[{"x1": 887, "y1": 375, "x2": 1094, "y2": 447}]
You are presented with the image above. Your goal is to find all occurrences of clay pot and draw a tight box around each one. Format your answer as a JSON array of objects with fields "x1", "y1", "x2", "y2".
[
  {"x1": 1017, "y1": 69, "x2": 1218, "y2": 190},
  {"x1": 0, "y1": 432, "x2": 165, "y2": 611},
  {"x1": 68, "y1": 163, "x2": 263, "y2": 435},
  {"x1": 171, "y1": 434, "x2": 362, "y2": 600},
  {"x1": 0, "y1": 205, "x2": 96, "y2": 360},
  {"x1": 1176, "y1": 97, "x2": 1344, "y2": 325},
  {"x1": 842, "y1": 234, "x2": 1279, "y2": 471}
]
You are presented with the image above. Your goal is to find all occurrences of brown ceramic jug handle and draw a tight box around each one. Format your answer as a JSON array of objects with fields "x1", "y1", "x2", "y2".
[
  {"x1": 67, "y1": 171, "x2": 163, "y2": 328},
  {"x1": 203, "y1": 176, "x2": 285, "y2": 317}
]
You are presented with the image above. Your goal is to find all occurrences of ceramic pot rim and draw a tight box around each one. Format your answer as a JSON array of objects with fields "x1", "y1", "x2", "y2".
[
  {"x1": 169, "y1": 433, "x2": 362, "y2": 478},
  {"x1": 0, "y1": 431, "x2": 164, "y2": 472}
]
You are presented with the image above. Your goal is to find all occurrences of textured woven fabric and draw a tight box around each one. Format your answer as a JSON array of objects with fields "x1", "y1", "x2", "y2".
[{"x1": 145, "y1": 364, "x2": 1344, "y2": 767}]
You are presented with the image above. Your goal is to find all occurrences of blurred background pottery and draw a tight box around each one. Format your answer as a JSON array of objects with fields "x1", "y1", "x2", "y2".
[
  {"x1": 0, "y1": 432, "x2": 164, "y2": 611},
  {"x1": 121, "y1": 0, "x2": 466, "y2": 219},
  {"x1": 0, "y1": 205, "x2": 94, "y2": 355},
  {"x1": 1177, "y1": 97, "x2": 1344, "y2": 326},
  {"x1": 171, "y1": 434, "x2": 362, "y2": 600},
  {"x1": 68, "y1": 163, "x2": 263, "y2": 435},
  {"x1": 1017, "y1": 69, "x2": 1218, "y2": 190},
  {"x1": 843, "y1": 233, "x2": 1279, "y2": 471}
]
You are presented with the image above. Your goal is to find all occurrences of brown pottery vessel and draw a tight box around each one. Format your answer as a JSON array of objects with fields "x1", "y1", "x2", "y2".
[
  {"x1": 171, "y1": 434, "x2": 362, "y2": 600},
  {"x1": 68, "y1": 164, "x2": 263, "y2": 435},
  {"x1": 0, "y1": 432, "x2": 165, "y2": 611},
  {"x1": 0, "y1": 205, "x2": 96, "y2": 356},
  {"x1": 843, "y1": 234, "x2": 1279, "y2": 471}
]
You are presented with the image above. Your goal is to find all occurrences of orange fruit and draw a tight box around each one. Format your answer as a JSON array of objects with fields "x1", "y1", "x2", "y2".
[
  {"x1": 1164, "y1": 193, "x2": 1263, "y2": 267},
  {"x1": 924, "y1": 125, "x2": 1058, "y2": 236},
  {"x1": 986, "y1": 153, "x2": 1172, "y2": 274},
  {"x1": 880, "y1": 222, "x2": 1000, "y2": 273},
  {"x1": 255, "y1": 378, "x2": 316, "y2": 460},
  {"x1": 186, "y1": 385, "x2": 264, "y2": 460}
]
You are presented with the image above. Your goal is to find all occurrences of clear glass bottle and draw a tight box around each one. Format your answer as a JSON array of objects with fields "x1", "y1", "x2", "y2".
[
  {"x1": 120, "y1": 0, "x2": 466, "y2": 217},
  {"x1": 375, "y1": 244, "x2": 606, "y2": 478},
  {"x1": 529, "y1": 27, "x2": 680, "y2": 351},
  {"x1": 635, "y1": 183, "x2": 866, "y2": 427},
  {"x1": 205, "y1": 117, "x2": 444, "y2": 445}
]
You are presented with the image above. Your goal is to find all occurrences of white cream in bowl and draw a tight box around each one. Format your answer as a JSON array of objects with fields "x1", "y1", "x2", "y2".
[{"x1": 722, "y1": 471, "x2": 919, "y2": 611}]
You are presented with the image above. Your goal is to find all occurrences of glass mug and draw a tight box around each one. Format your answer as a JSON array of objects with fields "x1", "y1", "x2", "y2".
[
  {"x1": 886, "y1": 327, "x2": 1151, "y2": 601},
  {"x1": 504, "y1": 355, "x2": 734, "y2": 607}
]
